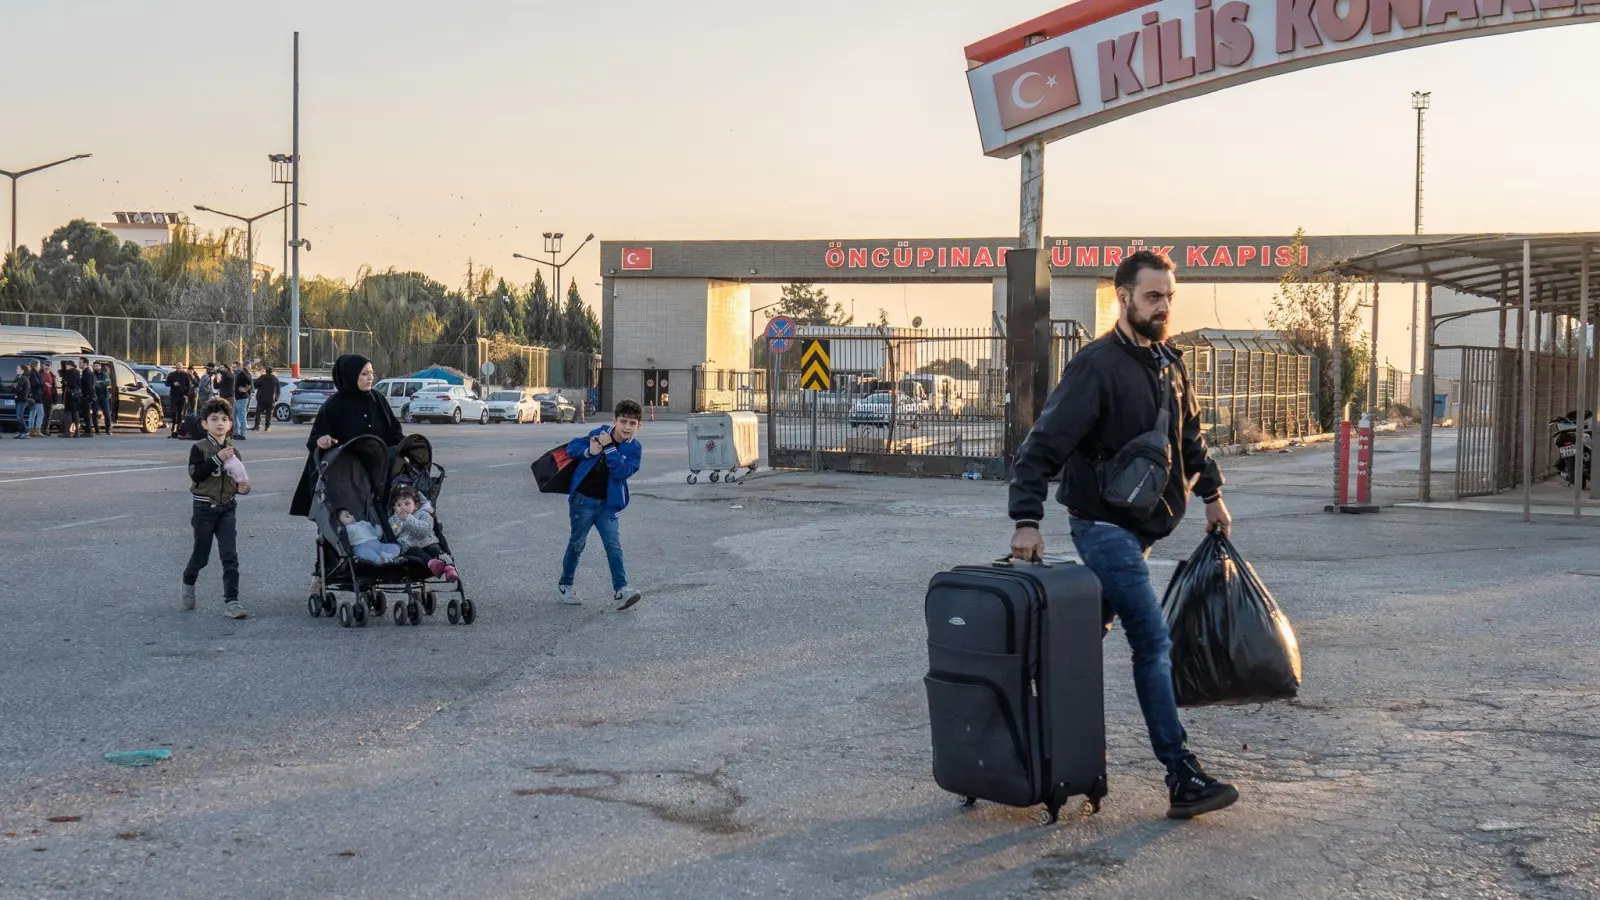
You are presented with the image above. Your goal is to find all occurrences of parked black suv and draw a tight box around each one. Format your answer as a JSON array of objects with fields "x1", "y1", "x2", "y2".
[{"x1": 0, "y1": 353, "x2": 166, "y2": 434}]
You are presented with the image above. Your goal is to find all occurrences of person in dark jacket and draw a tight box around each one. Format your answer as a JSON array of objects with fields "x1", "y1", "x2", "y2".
[
  {"x1": 12, "y1": 364, "x2": 32, "y2": 438},
  {"x1": 76, "y1": 357, "x2": 97, "y2": 437},
  {"x1": 290, "y1": 354, "x2": 403, "y2": 598},
  {"x1": 32, "y1": 362, "x2": 52, "y2": 436},
  {"x1": 94, "y1": 362, "x2": 114, "y2": 434},
  {"x1": 252, "y1": 366, "x2": 280, "y2": 433},
  {"x1": 166, "y1": 366, "x2": 193, "y2": 434},
  {"x1": 1009, "y1": 250, "x2": 1238, "y2": 822},
  {"x1": 232, "y1": 362, "x2": 252, "y2": 439},
  {"x1": 59, "y1": 360, "x2": 81, "y2": 438}
]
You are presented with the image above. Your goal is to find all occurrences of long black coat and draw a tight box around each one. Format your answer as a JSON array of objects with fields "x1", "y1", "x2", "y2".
[{"x1": 288, "y1": 359, "x2": 403, "y2": 517}]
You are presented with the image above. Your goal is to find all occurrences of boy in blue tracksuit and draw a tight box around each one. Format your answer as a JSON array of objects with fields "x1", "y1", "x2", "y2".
[{"x1": 558, "y1": 399, "x2": 645, "y2": 610}]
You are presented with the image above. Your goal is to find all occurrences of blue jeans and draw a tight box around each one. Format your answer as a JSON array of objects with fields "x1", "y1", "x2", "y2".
[
  {"x1": 561, "y1": 494, "x2": 627, "y2": 592},
  {"x1": 27, "y1": 402, "x2": 44, "y2": 431},
  {"x1": 233, "y1": 401, "x2": 248, "y2": 437},
  {"x1": 1069, "y1": 517, "x2": 1190, "y2": 771},
  {"x1": 14, "y1": 402, "x2": 28, "y2": 434}
]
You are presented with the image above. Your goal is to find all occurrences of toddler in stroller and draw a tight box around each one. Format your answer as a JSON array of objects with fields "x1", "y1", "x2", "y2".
[
  {"x1": 389, "y1": 485, "x2": 458, "y2": 582},
  {"x1": 337, "y1": 509, "x2": 402, "y2": 564}
]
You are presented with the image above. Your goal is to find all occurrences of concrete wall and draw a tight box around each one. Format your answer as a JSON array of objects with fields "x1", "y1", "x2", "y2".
[
  {"x1": 990, "y1": 276, "x2": 1116, "y2": 335},
  {"x1": 704, "y1": 281, "x2": 751, "y2": 372},
  {"x1": 608, "y1": 277, "x2": 710, "y2": 369}
]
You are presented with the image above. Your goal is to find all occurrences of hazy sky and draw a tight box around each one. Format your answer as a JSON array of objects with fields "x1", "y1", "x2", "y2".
[{"x1": 6, "y1": 1, "x2": 1600, "y2": 367}]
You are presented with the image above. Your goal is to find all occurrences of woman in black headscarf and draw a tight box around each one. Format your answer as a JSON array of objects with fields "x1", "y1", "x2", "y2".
[{"x1": 288, "y1": 354, "x2": 402, "y2": 518}]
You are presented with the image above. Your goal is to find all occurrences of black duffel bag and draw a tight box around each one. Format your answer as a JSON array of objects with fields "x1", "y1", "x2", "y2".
[
  {"x1": 1161, "y1": 532, "x2": 1301, "y2": 706},
  {"x1": 530, "y1": 443, "x2": 577, "y2": 494},
  {"x1": 1096, "y1": 367, "x2": 1172, "y2": 519}
]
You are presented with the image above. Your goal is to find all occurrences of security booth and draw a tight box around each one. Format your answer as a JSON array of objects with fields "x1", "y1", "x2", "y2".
[{"x1": 1326, "y1": 234, "x2": 1600, "y2": 521}]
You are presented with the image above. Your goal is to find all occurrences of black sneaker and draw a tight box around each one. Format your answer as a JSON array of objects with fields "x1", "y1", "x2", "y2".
[{"x1": 1166, "y1": 756, "x2": 1239, "y2": 819}]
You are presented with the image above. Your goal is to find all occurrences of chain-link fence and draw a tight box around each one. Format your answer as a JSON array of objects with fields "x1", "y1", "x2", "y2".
[
  {"x1": 1175, "y1": 341, "x2": 1320, "y2": 442},
  {"x1": 2, "y1": 311, "x2": 372, "y2": 371}
]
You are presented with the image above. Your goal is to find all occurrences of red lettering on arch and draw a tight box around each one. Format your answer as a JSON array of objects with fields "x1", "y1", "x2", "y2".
[
  {"x1": 1238, "y1": 246, "x2": 1258, "y2": 265},
  {"x1": 849, "y1": 248, "x2": 868, "y2": 267},
  {"x1": 1188, "y1": 246, "x2": 1211, "y2": 267},
  {"x1": 1076, "y1": 246, "x2": 1100, "y2": 267},
  {"x1": 1052, "y1": 246, "x2": 1073, "y2": 267},
  {"x1": 1212, "y1": 246, "x2": 1235, "y2": 266},
  {"x1": 1276, "y1": 0, "x2": 1323, "y2": 53},
  {"x1": 1425, "y1": 0, "x2": 1479, "y2": 24},
  {"x1": 1105, "y1": 247, "x2": 1125, "y2": 266},
  {"x1": 950, "y1": 247, "x2": 971, "y2": 268},
  {"x1": 1371, "y1": 0, "x2": 1423, "y2": 33},
  {"x1": 975, "y1": 247, "x2": 995, "y2": 267},
  {"x1": 1096, "y1": 32, "x2": 1144, "y2": 102},
  {"x1": 916, "y1": 247, "x2": 935, "y2": 267},
  {"x1": 1275, "y1": 246, "x2": 1295, "y2": 267},
  {"x1": 871, "y1": 248, "x2": 891, "y2": 268}
]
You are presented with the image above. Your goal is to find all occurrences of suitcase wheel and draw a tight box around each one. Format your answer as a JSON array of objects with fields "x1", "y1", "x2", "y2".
[
  {"x1": 1040, "y1": 805, "x2": 1061, "y2": 826},
  {"x1": 958, "y1": 795, "x2": 977, "y2": 808}
]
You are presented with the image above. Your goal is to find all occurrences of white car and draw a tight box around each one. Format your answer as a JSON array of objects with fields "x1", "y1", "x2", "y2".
[
  {"x1": 247, "y1": 375, "x2": 298, "y2": 422},
  {"x1": 848, "y1": 391, "x2": 930, "y2": 427},
  {"x1": 485, "y1": 389, "x2": 541, "y2": 423},
  {"x1": 374, "y1": 377, "x2": 452, "y2": 423},
  {"x1": 408, "y1": 384, "x2": 489, "y2": 424}
]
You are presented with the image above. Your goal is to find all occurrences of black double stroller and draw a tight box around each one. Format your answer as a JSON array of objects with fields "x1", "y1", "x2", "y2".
[{"x1": 304, "y1": 434, "x2": 476, "y2": 628}]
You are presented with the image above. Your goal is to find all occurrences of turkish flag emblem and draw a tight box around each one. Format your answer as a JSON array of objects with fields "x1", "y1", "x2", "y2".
[
  {"x1": 992, "y1": 46, "x2": 1081, "y2": 131},
  {"x1": 621, "y1": 248, "x2": 654, "y2": 271}
]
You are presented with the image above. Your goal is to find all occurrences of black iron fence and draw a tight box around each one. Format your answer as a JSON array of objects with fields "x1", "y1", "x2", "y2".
[
  {"x1": 764, "y1": 328, "x2": 1076, "y2": 477},
  {"x1": 1177, "y1": 344, "x2": 1320, "y2": 442},
  {"x1": 1, "y1": 311, "x2": 372, "y2": 371}
]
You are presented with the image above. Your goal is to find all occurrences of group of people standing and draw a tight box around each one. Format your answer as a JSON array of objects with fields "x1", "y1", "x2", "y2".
[
  {"x1": 165, "y1": 362, "x2": 280, "y2": 439},
  {"x1": 10, "y1": 357, "x2": 114, "y2": 439}
]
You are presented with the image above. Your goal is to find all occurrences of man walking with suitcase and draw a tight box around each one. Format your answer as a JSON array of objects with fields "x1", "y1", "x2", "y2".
[{"x1": 1009, "y1": 250, "x2": 1239, "y2": 820}]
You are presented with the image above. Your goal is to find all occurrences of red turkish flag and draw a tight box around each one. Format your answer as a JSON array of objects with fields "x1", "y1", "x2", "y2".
[
  {"x1": 621, "y1": 248, "x2": 653, "y2": 271},
  {"x1": 992, "y1": 46, "x2": 1081, "y2": 131}
]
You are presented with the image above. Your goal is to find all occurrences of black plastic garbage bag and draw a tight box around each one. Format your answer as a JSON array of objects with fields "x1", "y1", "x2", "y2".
[{"x1": 1161, "y1": 532, "x2": 1301, "y2": 706}]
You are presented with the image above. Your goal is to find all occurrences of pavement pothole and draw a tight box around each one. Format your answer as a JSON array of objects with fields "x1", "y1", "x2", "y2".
[{"x1": 515, "y1": 765, "x2": 747, "y2": 835}]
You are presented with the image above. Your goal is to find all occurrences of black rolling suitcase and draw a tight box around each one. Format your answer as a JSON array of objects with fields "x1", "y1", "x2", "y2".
[{"x1": 923, "y1": 556, "x2": 1107, "y2": 823}]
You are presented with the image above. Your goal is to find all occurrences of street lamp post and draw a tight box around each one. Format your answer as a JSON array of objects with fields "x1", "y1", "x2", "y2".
[
  {"x1": 193, "y1": 202, "x2": 298, "y2": 333},
  {"x1": 1409, "y1": 91, "x2": 1430, "y2": 394},
  {"x1": 512, "y1": 231, "x2": 595, "y2": 317},
  {"x1": 270, "y1": 155, "x2": 293, "y2": 306},
  {"x1": 0, "y1": 154, "x2": 93, "y2": 255}
]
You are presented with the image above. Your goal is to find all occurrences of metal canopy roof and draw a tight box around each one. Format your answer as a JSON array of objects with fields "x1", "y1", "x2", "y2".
[{"x1": 1322, "y1": 233, "x2": 1600, "y2": 314}]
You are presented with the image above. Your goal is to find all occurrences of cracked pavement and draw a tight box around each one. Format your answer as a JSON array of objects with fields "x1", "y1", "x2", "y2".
[{"x1": 1, "y1": 424, "x2": 1597, "y2": 898}]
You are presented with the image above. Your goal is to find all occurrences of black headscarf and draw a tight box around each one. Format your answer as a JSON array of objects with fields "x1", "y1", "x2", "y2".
[{"x1": 332, "y1": 354, "x2": 371, "y2": 395}]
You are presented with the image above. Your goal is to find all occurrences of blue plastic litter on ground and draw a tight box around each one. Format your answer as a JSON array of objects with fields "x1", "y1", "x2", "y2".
[{"x1": 103, "y1": 749, "x2": 172, "y2": 767}]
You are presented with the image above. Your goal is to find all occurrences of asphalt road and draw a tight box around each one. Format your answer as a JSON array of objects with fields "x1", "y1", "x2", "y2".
[{"x1": 2, "y1": 423, "x2": 1598, "y2": 899}]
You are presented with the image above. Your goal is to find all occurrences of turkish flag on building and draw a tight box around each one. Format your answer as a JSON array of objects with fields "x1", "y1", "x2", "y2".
[
  {"x1": 621, "y1": 248, "x2": 653, "y2": 271},
  {"x1": 992, "y1": 46, "x2": 1081, "y2": 131}
]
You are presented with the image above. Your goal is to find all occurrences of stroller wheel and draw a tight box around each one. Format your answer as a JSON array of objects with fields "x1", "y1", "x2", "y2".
[
  {"x1": 407, "y1": 601, "x2": 421, "y2": 625},
  {"x1": 424, "y1": 591, "x2": 438, "y2": 616},
  {"x1": 322, "y1": 593, "x2": 337, "y2": 616},
  {"x1": 367, "y1": 590, "x2": 387, "y2": 616},
  {"x1": 447, "y1": 598, "x2": 461, "y2": 625},
  {"x1": 392, "y1": 600, "x2": 407, "y2": 626},
  {"x1": 307, "y1": 594, "x2": 322, "y2": 618},
  {"x1": 353, "y1": 601, "x2": 368, "y2": 628},
  {"x1": 460, "y1": 598, "x2": 476, "y2": 625},
  {"x1": 338, "y1": 601, "x2": 353, "y2": 628}
]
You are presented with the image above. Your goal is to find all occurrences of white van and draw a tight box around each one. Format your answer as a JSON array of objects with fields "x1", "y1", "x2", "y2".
[
  {"x1": 373, "y1": 377, "x2": 452, "y2": 423},
  {"x1": 0, "y1": 325, "x2": 93, "y2": 356}
]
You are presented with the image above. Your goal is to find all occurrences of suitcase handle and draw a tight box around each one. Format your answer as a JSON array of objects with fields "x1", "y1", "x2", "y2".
[{"x1": 995, "y1": 554, "x2": 1053, "y2": 568}]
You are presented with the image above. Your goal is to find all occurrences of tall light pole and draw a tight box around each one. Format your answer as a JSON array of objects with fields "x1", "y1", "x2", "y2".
[
  {"x1": 513, "y1": 231, "x2": 594, "y2": 318},
  {"x1": 288, "y1": 32, "x2": 304, "y2": 377},
  {"x1": 193, "y1": 201, "x2": 298, "y2": 330},
  {"x1": 0, "y1": 154, "x2": 92, "y2": 255},
  {"x1": 1409, "y1": 91, "x2": 1430, "y2": 387},
  {"x1": 270, "y1": 155, "x2": 292, "y2": 306}
]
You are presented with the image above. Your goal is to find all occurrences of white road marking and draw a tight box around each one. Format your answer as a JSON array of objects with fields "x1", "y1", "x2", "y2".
[
  {"x1": 0, "y1": 456, "x2": 303, "y2": 484},
  {"x1": 43, "y1": 515, "x2": 131, "y2": 531},
  {"x1": 484, "y1": 461, "x2": 526, "y2": 469}
]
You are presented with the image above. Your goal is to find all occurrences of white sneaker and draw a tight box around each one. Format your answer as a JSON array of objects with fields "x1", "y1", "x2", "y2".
[
  {"x1": 557, "y1": 584, "x2": 581, "y2": 606},
  {"x1": 614, "y1": 587, "x2": 642, "y2": 611},
  {"x1": 223, "y1": 601, "x2": 248, "y2": 619},
  {"x1": 181, "y1": 584, "x2": 196, "y2": 611}
]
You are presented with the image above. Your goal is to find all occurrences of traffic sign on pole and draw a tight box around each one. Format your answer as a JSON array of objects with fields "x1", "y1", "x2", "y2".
[
  {"x1": 799, "y1": 339, "x2": 832, "y2": 391},
  {"x1": 765, "y1": 315, "x2": 796, "y2": 354}
]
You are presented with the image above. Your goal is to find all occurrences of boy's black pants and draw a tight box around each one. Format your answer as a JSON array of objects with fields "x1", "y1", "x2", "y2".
[{"x1": 184, "y1": 499, "x2": 239, "y2": 601}]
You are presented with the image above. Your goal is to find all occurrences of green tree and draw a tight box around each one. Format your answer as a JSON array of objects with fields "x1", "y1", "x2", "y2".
[
  {"x1": 563, "y1": 282, "x2": 596, "y2": 352},
  {"x1": 524, "y1": 271, "x2": 551, "y2": 344},
  {"x1": 919, "y1": 358, "x2": 977, "y2": 379},
  {"x1": 778, "y1": 282, "x2": 852, "y2": 325},
  {"x1": 1266, "y1": 229, "x2": 1370, "y2": 429}
]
